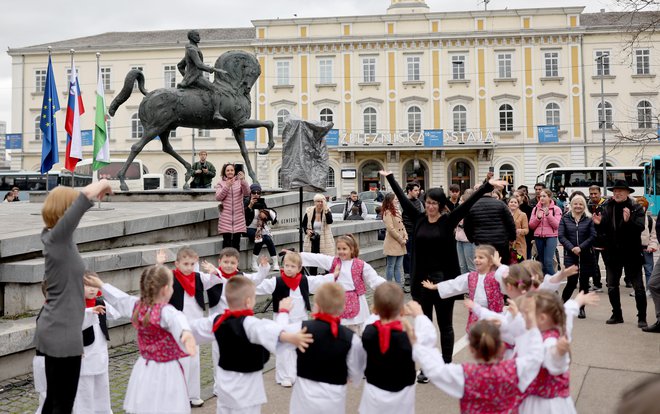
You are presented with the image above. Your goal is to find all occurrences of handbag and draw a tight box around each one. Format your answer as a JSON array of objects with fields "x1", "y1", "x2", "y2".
[{"x1": 509, "y1": 244, "x2": 524, "y2": 264}]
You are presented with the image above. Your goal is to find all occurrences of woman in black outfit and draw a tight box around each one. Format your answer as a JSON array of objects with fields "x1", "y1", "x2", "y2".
[{"x1": 381, "y1": 170, "x2": 504, "y2": 378}]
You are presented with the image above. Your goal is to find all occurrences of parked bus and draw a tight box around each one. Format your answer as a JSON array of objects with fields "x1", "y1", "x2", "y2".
[
  {"x1": 644, "y1": 157, "x2": 660, "y2": 215},
  {"x1": 542, "y1": 166, "x2": 644, "y2": 197},
  {"x1": 63, "y1": 159, "x2": 163, "y2": 191},
  {"x1": 0, "y1": 171, "x2": 73, "y2": 201}
]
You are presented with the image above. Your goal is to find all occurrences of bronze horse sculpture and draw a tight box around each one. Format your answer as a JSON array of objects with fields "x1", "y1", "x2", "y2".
[{"x1": 109, "y1": 50, "x2": 274, "y2": 190}]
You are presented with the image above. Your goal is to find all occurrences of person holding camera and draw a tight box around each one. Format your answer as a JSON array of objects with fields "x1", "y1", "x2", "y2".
[
  {"x1": 301, "y1": 194, "x2": 334, "y2": 274},
  {"x1": 245, "y1": 183, "x2": 279, "y2": 271},
  {"x1": 215, "y1": 163, "x2": 249, "y2": 250},
  {"x1": 190, "y1": 151, "x2": 216, "y2": 188},
  {"x1": 343, "y1": 191, "x2": 368, "y2": 220}
]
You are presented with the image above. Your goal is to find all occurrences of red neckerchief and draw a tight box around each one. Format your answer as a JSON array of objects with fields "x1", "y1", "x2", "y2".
[
  {"x1": 373, "y1": 320, "x2": 403, "y2": 354},
  {"x1": 281, "y1": 270, "x2": 303, "y2": 291},
  {"x1": 85, "y1": 291, "x2": 102, "y2": 308},
  {"x1": 212, "y1": 309, "x2": 255, "y2": 332},
  {"x1": 219, "y1": 269, "x2": 239, "y2": 279},
  {"x1": 173, "y1": 269, "x2": 196, "y2": 297},
  {"x1": 312, "y1": 312, "x2": 341, "y2": 337}
]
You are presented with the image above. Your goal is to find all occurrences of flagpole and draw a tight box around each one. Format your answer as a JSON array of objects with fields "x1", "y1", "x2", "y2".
[
  {"x1": 69, "y1": 49, "x2": 75, "y2": 188},
  {"x1": 45, "y1": 46, "x2": 52, "y2": 194}
]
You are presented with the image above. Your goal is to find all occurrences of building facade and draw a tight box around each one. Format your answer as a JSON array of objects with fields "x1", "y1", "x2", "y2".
[{"x1": 8, "y1": 1, "x2": 660, "y2": 194}]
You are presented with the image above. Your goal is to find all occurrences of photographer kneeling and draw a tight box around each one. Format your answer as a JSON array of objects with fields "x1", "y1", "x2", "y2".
[
  {"x1": 301, "y1": 193, "x2": 335, "y2": 275},
  {"x1": 245, "y1": 184, "x2": 278, "y2": 271}
]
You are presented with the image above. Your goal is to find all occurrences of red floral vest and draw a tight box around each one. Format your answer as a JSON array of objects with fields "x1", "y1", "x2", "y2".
[
  {"x1": 132, "y1": 302, "x2": 188, "y2": 362},
  {"x1": 526, "y1": 329, "x2": 570, "y2": 398},
  {"x1": 466, "y1": 271, "x2": 504, "y2": 333},
  {"x1": 461, "y1": 359, "x2": 525, "y2": 414},
  {"x1": 330, "y1": 257, "x2": 365, "y2": 319}
]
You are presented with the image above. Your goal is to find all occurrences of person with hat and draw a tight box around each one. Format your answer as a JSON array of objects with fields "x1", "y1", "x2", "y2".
[
  {"x1": 245, "y1": 183, "x2": 279, "y2": 271},
  {"x1": 593, "y1": 180, "x2": 648, "y2": 328}
]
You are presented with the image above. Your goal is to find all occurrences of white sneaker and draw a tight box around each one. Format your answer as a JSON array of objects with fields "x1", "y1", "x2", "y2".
[
  {"x1": 271, "y1": 256, "x2": 280, "y2": 271},
  {"x1": 280, "y1": 380, "x2": 293, "y2": 388},
  {"x1": 190, "y1": 398, "x2": 204, "y2": 407}
]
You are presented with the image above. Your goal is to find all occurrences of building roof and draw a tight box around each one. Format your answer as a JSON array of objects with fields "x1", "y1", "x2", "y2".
[
  {"x1": 8, "y1": 27, "x2": 255, "y2": 55},
  {"x1": 582, "y1": 11, "x2": 660, "y2": 28}
]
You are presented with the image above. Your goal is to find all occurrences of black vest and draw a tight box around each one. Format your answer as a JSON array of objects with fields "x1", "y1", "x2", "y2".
[
  {"x1": 82, "y1": 298, "x2": 110, "y2": 347},
  {"x1": 361, "y1": 324, "x2": 416, "y2": 392},
  {"x1": 207, "y1": 272, "x2": 243, "y2": 309},
  {"x1": 170, "y1": 272, "x2": 206, "y2": 311},
  {"x1": 272, "y1": 276, "x2": 311, "y2": 313},
  {"x1": 297, "y1": 319, "x2": 353, "y2": 385},
  {"x1": 214, "y1": 315, "x2": 270, "y2": 373}
]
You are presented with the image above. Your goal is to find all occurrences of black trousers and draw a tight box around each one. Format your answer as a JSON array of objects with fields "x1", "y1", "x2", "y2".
[
  {"x1": 561, "y1": 272, "x2": 590, "y2": 302},
  {"x1": 42, "y1": 354, "x2": 81, "y2": 414},
  {"x1": 420, "y1": 288, "x2": 455, "y2": 363},
  {"x1": 222, "y1": 233, "x2": 242, "y2": 250},
  {"x1": 593, "y1": 250, "x2": 603, "y2": 288},
  {"x1": 603, "y1": 252, "x2": 647, "y2": 320}
]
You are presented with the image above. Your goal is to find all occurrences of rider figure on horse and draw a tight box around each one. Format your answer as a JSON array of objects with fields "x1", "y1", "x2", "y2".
[{"x1": 177, "y1": 30, "x2": 228, "y2": 122}]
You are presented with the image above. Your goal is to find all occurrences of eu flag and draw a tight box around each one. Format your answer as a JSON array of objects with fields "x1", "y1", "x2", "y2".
[{"x1": 40, "y1": 55, "x2": 60, "y2": 174}]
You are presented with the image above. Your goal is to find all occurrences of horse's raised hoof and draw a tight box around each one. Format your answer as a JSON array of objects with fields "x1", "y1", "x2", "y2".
[{"x1": 119, "y1": 182, "x2": 129, "y2": 191}]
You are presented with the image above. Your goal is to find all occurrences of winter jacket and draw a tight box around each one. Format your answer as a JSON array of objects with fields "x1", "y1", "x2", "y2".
[
  {"x1": 558, "y1": 212, "x2": 597, "y2": 272},
  {"x1": 302, "y1": 206, "x2": 335, "y2": 255},
  {"x1": 529, "y1": 200, "x2": 562, "y2": 238},
  {"x1": 215, "y1": 177, "x2": 250, "y2": 234},
  {"x1": 511, "y1": 209, "x2": 529, "y2": 259},
  {"x1": 594, "y1": 196, "x2": 645, "y2": 255},
  {"x1": 463, "y1": 196, "x2": 517, "y2": 246},
  {"x1": 383, "y1": 209, "x2": 407, "y2": 256}
]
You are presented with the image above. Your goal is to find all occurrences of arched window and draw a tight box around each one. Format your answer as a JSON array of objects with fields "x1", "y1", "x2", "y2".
[
  {"x1": 499, "y1": 104, "x2": 514, "y2": 131},
  {"x1": 363, "y1": 107, "x2": 377, "y2": 134},
  {"x1": 277, "y1": 109, "x2": 290, "y2": 136},
  {"x1": 34, "y1": 115, "x2": 42, "y2": 141},
  {"x1": 637, "y1": 100, "x2": 653, "y2": 129},
  {"x1": 499, "y1": 163, "x2": 515, "y2": 188},
  {"x1": 327, "y1": 166, "x2": 336, "y2": 188},
  {"x1": 320, "y1": 108, "x2": 334, "y2": 123},
  {"x1": 164, "y1": 168, "x2": 178, "y2": 189},
  {"x1": 131, "y1": 113, "x2": 143, "y2": 139},
  {"x1": 453, "y1": 105, "x2": 467, "y2": 132},
  {"x1": 407, "y1": 106, "x2": 422, "y2": 133},
  {"x1": 546, "y1": 162, "x2": 560, "y2": 170},
  {"x1": 597, "y1": 101, "x2": 613, "y2": 129},
  {"x1": 545, "y1": 102, "x2": 560, "y2": 127},
  {"x1": 277, "y1": 168, "x2": 283, "y2": 189}
]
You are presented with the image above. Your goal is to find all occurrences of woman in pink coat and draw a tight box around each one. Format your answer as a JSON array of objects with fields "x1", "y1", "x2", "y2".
[
  {"x1": 529, "y1": 188, "x2": 563, "y2": 276},
  {"x1": 215, "y1": 163, "x2": 250, "y2": 249}
]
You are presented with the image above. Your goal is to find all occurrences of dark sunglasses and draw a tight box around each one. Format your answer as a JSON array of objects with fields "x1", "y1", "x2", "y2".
[{"x1": 251, "y1": 190, "x2": 261, "y2": 194}]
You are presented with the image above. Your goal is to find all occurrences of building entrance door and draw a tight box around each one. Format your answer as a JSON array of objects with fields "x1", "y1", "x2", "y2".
[
  {"x1": 448, "y1": 160, "x2": 473, "y2": 193},
  {"x1": 360, "y1": 160, "x2": 383, "y2": 192},
  {"x1": 403, "y1": 159, "x2": 427, "y2": 191}
]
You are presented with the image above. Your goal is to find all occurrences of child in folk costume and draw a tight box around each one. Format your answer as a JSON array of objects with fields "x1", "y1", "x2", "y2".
[
  {"x1": 285, "y1": 283, "x2": 365, "y2": 414},
  {"x1": 189, "y1": 276, "x2": 312, "y2": 414},
  {"x1": 83, "y1": 266, "x2": 197, "y2": 414},
  {"x1": 255, "y1": 251, "x2": 335, "y2": 387},
  {"x1": 73, "y1": 271, "x2": 121, "y2": 414},
  {"x1": 421, "y1": 245, "x2": 509, "y2": 333},
  {"x1": 412, "y1": 295, "x2": 544, "y2": 414},
  {"x1": 356, "y1": 283, "x2": 437, "y2": 414},
  {"x1": 300, "y1": 234, "x2": 386, "y2": 333}
]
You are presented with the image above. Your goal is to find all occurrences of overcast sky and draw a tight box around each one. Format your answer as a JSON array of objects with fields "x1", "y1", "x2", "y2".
[{"x1": 0, "y1": 0, "x2": 617, "y2": 131}]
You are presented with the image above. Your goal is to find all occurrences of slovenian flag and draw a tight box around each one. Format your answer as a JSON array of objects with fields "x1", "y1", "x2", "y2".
[
  {"x1": 93, "y1": 66, "x2": 110, "y2": 170},
  {"x1": 64, "y1": 59, "x2": 85, "y2": 172}
]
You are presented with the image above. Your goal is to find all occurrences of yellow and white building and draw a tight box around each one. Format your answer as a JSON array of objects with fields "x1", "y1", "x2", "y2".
[{"x1": 8, "y1": 1, "x2": 660, "y2": 194}]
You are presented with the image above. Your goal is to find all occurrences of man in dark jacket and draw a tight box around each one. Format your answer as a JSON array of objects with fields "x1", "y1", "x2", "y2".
[
  {"x1": 402, "y1": 181, "x2": 424, "y2": 287},
  {"x1": 593, "y1": 180, "x2": 647, "y2": 327},
  {"x1": 463, "y1": 187, "x2": 517, "y2": 265}
]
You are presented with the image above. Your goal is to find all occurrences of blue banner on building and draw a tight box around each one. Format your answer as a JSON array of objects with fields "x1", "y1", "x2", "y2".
[
  {"x1": 538, "y1": 125, "x2": 559, "y2": 144},
  {"x1": 423, "y1": 129, "x2": 444, "y2": 147},
  {"x1": 325, "y1": 129, "x2": 340, "y2": 146},
  {"x1": 5, "y1": 133, "x2": 22, "y2": 150},
  {"x1": 244, "y1": 128, "x2": 256, "y2": 142},
  {"x1": 81, "y1": 129, "x2": 93, "y2": 146}
]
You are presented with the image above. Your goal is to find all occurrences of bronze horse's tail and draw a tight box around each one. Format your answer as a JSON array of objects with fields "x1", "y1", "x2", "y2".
[{"x1": 108, "y1": 69, "x2": 148, "y2": 116}]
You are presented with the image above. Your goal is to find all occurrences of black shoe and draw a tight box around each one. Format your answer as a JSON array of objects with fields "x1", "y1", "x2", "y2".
[
  {"x1": 606, "y1": 315, "x2": 624, "y2": 324},
  {"x1": 417, "y1": 370, "x2": 429, "y2": 384},
  {"x1": 625, "y1": 282, "x2": 633, "y2": 288},
  {"x1": 642, "y1": 321, "x2": 660, "y2": 333},
  {"x1": 403, "y1": 287, "x2": 411, "y2": 294},
  {"x1": 578, "y1": 307, "x2": 586, "y2": 319},
  {"x1": 638, "y1": 320, "x2": 648, "y2": 329}
]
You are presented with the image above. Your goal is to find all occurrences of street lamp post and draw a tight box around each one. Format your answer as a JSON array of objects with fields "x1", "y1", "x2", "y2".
[{"x1": 596, "y1": 53, "x2": 609, "y2": 196}]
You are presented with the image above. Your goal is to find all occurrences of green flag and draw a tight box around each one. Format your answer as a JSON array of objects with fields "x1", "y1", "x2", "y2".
[{"x1": 93, "y1": 67, "x2": 110, "y2": 170}]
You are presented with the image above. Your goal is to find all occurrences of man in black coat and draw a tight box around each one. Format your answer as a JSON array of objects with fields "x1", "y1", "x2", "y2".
[
  {"x1": 593, "y1": 180, "x2": 647, "y2": 327},
  {"x1": 463, "y1": 187, "x2": 517, "y2": 265}
]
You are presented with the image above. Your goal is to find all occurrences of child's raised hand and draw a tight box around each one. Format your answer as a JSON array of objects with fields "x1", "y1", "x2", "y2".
[
  {"x1": 281, "y1": 327, "x2": 314, "y2": 353},
  {"x1": 575, "y1": 291, "x2": 600, "y2": 308},
  {"x1": 520, "y1": 295, "x2": 537, "y2": 329},
  {"x1": 259, "y1": 255, "x2": 270, "y2": 268},
  {"x1": 555, "y1": 336, "x2": 570, "y2": 356},
  {"x1": 279, "y1": 297, "x2": 293, "y2": 313},
  {"x1": 156, "y1": 248, "x2": 169, "y2": 265},
  {"x1": 421, "y1": 280, "x2": 437, "y2": 290},
  {"x1": 492, "y1": 251, "x2": 502, "y2": 268},
  {"x1": 464, "y1": 298, "x2": 476, "y2": 311},
  {"x1": 506, "y1": 298, "x2": 520, "y2": 317},
  {"x1": 83, "y1": 274, "x2": 104, "y2": 289},
  {"x1": 181, "y1": 331, "x2": 197, "y2": 356},
  {"x1": 561, "y1": 265, "x2": 578, "y2": 279},
  {"x1": 200, "y1": 259, "x2": 216, "y2": 275},
  {"x1": 333, "y1": 263, "x2": 341, "y2": 279},
  {"x1": 404, "y1": 300, "x2": 423, "y2": 317},
  {"x1": 91, "y1": 305, "x2": 106, "y2": 315}
]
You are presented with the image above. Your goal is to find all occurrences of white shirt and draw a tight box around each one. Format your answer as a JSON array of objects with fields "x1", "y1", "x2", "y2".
[
  {"x1": 436, "y1": 265, "x2": 509, "y2": 306},
  {"x1": 80, "y1": 302, "x2": 120, "y2": 376},
  {"x1": 208, "y1": 265, "x2": 270, "y2": 315},
  {"x1": 256, "y1": 273, "x2": 335, "y2": 322}
]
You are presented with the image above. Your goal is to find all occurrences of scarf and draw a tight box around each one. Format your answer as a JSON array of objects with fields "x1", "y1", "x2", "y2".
[
  {"x1": 212, "y1": 309, "x2": 255, "y2": 332},
  {"x1": 85, "y1": 291, "x2": 102, "y2": 308},
  {"x1": 173, "y1": 269, "x2": 196, "y2": 297},
  {"x1": 312, "y1": 312, "x2": 341, "y2": 337},
  {"x1": 219, "y1": 269, "x2": 239, "y2": 279},
  {"x1": 373, "y1": 320, "x2": 403, "y2": 354},
  {"x1": 281, "y1": 270, "x2": 303, "y2": 291}
]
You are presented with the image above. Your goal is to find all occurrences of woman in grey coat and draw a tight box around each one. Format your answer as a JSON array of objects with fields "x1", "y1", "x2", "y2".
[{"x1": 36, "y1": 179, "x2": 111, "y2": 414}]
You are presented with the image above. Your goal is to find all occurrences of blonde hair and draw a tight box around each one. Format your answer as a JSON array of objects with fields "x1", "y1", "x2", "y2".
[
  {"x1": 474, "y1": 244, "x2": 497, "y2": 271},
  {"x1": 570, "y1": 194, "x2": 591, "y2": 218},
  {"x1": 337, "y1": 234, "x2": 360, "y2": 258},
  {"x1": 225, "y1": 275, "x2": 256, "y2": 309},
  {"x1": 530, "y1": 290, "x2": 567, "y2": 335},
  {"x1": 503, "y1": 263, "x2": 539, "y2": 293},
  {"x1": 314, "y1": 283, "x2": 345, "y2": 316},
  {"x1": 521, "y1": 260, "x2": 543, "y2": 280},
  {"x1": 42, "y1": 187, "x2": 80, "y2": 228},
  {"x1": 283, "y1": 251, "x2": 303, "y2": 270},
  {"x1": 176, "y1": 246, "x2": 198, "y2": 261},
  {"x1": 313, "y1": 193, "x2": 327, "y2": 209},
  {"x1": 373, "y1": 282, "x2": 404, "y2": 320},
  {"x1": 132, "y1": 265, "x2": 172, "y2": 326},
  {"x1": 469, "y1": 320, "x2": 502, "y2": 363}
]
